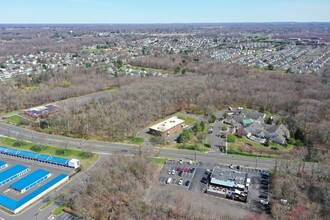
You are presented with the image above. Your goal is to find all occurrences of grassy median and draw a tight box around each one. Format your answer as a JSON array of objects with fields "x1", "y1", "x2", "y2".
[{"x1": 0, "y1": 136, "x2": 99, "y2": 168}]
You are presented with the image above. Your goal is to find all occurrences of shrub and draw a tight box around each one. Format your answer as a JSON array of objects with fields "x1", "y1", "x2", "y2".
[
  {"x1": 30, "y1": 145, "x2": 43, "y2": 152},
  {"x1": 177, "y1": 129, "x2": 194, "y2": 143},
  {"x1": 227, "y1": 134, "x2": 236, "y2": 143},
  {"x1": 55, "y1": 149, "x2": 66, "y2": 155}
]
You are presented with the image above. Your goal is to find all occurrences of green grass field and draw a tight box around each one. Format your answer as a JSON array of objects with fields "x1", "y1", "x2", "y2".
[
  {"x1": 227, "y1": 136, "x2": 294, "y2": 158},
  {"x1": 124, "y1": 137, "x2": 145, "y2": 145},
  {"x1": 0, "y1": 137, "x2": 99, "y2": 168},
  {"x1": 5, "y1": 115, "x2": 26, "y2": 125}
]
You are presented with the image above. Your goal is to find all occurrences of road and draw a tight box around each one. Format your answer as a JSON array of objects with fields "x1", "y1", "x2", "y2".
[{"x1": 0, "y1": 121, "x2": 276, "y2": 170}]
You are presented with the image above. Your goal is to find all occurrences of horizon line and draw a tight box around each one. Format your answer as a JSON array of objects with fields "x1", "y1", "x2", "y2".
[{"x1": 0, "y1": 21, "x2": 330, "y2": 25}]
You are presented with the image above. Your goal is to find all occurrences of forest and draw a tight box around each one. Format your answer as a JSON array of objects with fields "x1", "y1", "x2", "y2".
[
  {"x1": 64, "y1": 155, "x2": 224, "y2": 220},
  {"x1": 1, "y1": 60, "x2": 329, "y2": 163}
]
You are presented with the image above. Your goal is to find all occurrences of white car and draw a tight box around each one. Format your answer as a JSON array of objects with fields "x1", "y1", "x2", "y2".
[
  {"x1": 167, "y1": 178, "x2": 173, "y2": 184},
  {"x1": 178, "y1": 179, "x2": 183, "y2": 185},
  {"x1": 171, "y1": 169, "x2": 175, "y2": 175},
  {"x1": 259, "y1": 199, "x2": 269, "y2": 205},
  {"x1": 179, "y1": 159, "x2": 183, "y2": 164},
  {"x1": 188, "y1": 160, "x2": 192, "y2": 165}
]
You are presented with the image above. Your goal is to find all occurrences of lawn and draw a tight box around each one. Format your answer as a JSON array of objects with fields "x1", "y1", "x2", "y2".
[
  {"x1": 0, "y1": 137, "x2": 99, "y2": 169},
  {"x1": 5, "y1": 115, "x2": 26, "y2": 126},
  {"x1": 177, "y1": 113, "x2": 196, "y2": 125},
  {"x1": 227, "y1": 136, "x2": 294, "y2": 158},
  {"x1": 123, "y1": 137, "x2": 145, "y2": 145},
  {"x1": 153, "y1": 157, "x2": 168, "y2": 164}
]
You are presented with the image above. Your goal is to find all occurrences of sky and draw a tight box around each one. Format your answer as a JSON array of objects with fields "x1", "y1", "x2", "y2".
[{"x1": 0, "y1": 0, "x2": 329, "y2": 24}]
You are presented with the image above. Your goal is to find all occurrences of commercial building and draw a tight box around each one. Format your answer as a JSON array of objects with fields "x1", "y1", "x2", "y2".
[
  {"x1": 0, "y1": 146, "x2": 80, "y2": 169},
  {"x1": 10, "y1": 169, "x2": 51, "y2": 193},
  {"x1": 0, "y1": 164, "x2": 29, "y2": 187},
  {"x1": 24, "y1": 104, "x2": 61, "y2": 119},
  {"x1": 0, "y1": 160, "x2": 8, "y2": 171},
  {"x1": 0, "y1": 174, "x2": 69, "y2": 214},
  {"x1": 149, "y1": 116, "x2": 185, "y2": 137},
  {"x1": 210, "y1": 166, "x2": 248, "y2": 189}
]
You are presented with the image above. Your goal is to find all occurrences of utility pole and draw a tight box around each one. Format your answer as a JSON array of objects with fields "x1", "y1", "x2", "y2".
[
  {"x1": 225, "y1": 134, "x2": 228, "y2": 155},
  {"x1": 255, "y1": 155, "x2": 258, "y2": 169}
]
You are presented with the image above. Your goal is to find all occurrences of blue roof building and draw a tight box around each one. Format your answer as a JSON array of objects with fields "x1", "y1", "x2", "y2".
[
  {"x1": 0, "y1": 160, "x2": 8, "y2": 171},
  {"x1": 0, "y1": 164, "x2": 29, "y2": 187},
  {"x1": 11, "y1": 169, "x2": 51, "y2": 193},
  {"x1": 0, "y1": 174, "x2": 69, "y2": 214},
  {"x1": 0, "y1": 146, "x2": 76, "y2": 169}
]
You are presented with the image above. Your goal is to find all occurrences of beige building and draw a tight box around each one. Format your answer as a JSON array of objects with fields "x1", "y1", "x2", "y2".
[{"x1": 149, "y1": 116, "x2": 185, "y2": 137}]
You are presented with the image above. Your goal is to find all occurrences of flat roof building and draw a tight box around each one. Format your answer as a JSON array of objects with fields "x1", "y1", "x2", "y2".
[
  {"x1": 0, "y1": 160, "x2": 8, "y2": 171},
  {"x1": 0, "y1": 174, "x2": 69, "y2": 214},
  {"x1": 0, "y1": 146, "x2": 80, "y2": 169},
  {"x1": 0, "y1": 164, "x2": 29, "y2": 187},
  {"x1": 210, "y1": 167, "x2": 248, "y2": 189},
  {"x1": 149, "y1": 116, "x2": 185, "y2": 137},
  {"x1": 10, "y1": 169, "x2": 51, "y2": 193}
]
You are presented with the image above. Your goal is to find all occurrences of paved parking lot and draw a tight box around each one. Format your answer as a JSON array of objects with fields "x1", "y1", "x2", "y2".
[
  {"x1": 160, "y1": 159, "x2": 267, "y2": 204},
  {"x1": 159, "y1": 160, "x2": 198, "y2": 189}
]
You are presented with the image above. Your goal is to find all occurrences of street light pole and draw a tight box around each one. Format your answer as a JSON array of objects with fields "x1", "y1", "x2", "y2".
[{"x1": 255, "y1": 155, "x2": 258, "y2": 169}]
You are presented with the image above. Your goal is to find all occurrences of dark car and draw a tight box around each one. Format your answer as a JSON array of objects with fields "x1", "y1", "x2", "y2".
[
  {"x1": 259, "y1": 194, "x2": 268, "y2": 199},
  {"x1": 185, "y1": 180, "x2": 191, "y2": 186},
  {"x1": 261, "y1": 180, "x2": 269, "y2": 185},
  {"x1": 201, "y1": 177, "x2": 208, "y2": 184},
  {"x1": 189, "y1": 168, "x2": 195, "y2": 173}
]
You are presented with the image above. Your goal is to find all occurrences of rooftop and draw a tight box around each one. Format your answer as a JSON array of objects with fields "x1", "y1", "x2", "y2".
[
  {"x1": 0, "y1": 146, "x2": 70, "y2": 166},
  {"x1": 0, "y1": 160, "x2": 7, "y2": 167},
  {"x1": 0, "y1": 165, "x2": 28, "y2": 184},
  {"x1": 149, "y1": 116, "x2": 184, "y2": 133},
  {"x1": 10, "y1": 169, "x2": 50, "y2": 191},
  {"x1": 210, "y1": 167, "x2": 247, "y2": 188}
]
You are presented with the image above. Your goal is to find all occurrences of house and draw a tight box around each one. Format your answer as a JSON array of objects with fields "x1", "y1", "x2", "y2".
[{"x1": 228, "y1": 108, "x2": 290, "y2": 145}]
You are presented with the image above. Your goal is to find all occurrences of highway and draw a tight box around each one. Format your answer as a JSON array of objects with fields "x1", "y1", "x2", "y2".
[{"x1": 0, "y1": 121, "x2": 276, "y2": 170}]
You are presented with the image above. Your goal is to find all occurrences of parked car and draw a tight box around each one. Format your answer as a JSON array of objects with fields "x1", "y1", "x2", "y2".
[
  {"x1": 171, "y1": 169, "x2": 175, "y2": 175},
  {"x1": 184, "y1": 168, "x2": 189, "y2": 173},
  {"x1": 259, "y1": 199, "x2": 269, "y2": 205},
  {"x1": 185, "y1": 180, "x2": 191, "y2": 186},
  {"x1": 259, "y1": 194, "x2": 268, "y2": 199},
  {"x1": 179, "y1": 159, "x2": 183, "y2": 164},
  {"x1": 167, "y1": 178, "x2": 173, "y2": 184},
  {"x1": 201, "y1": 177, "x2": 208, "y2": 184},
  {"x1": 261, "y1": 180, "x2": 269, "y2": 185},
  {"x1": 189, "y1": 168, "x2": 195, "y2": 173},
  {"x1": 177, "y1": 167, "x2": 181, "y2": 172},
  {"x1": 178, "y1": 179, "x2": 183, "y2": 185},
  {"x1": 188, "y1": 160, "x2": 192, "y2": 165}
]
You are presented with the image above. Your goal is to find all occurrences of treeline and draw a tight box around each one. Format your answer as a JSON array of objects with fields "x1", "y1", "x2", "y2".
[{"x1": 65, "y1": 155, "x2": 220, "y2": 220}]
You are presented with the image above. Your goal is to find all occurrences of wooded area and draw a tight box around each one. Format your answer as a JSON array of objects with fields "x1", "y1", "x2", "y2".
[
  {"x1": 1, "y1": 60, "x2": 329, "y2": 162},
  {"x1": 65, "y1": 155, "x2": 222, "y2": 220}
]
